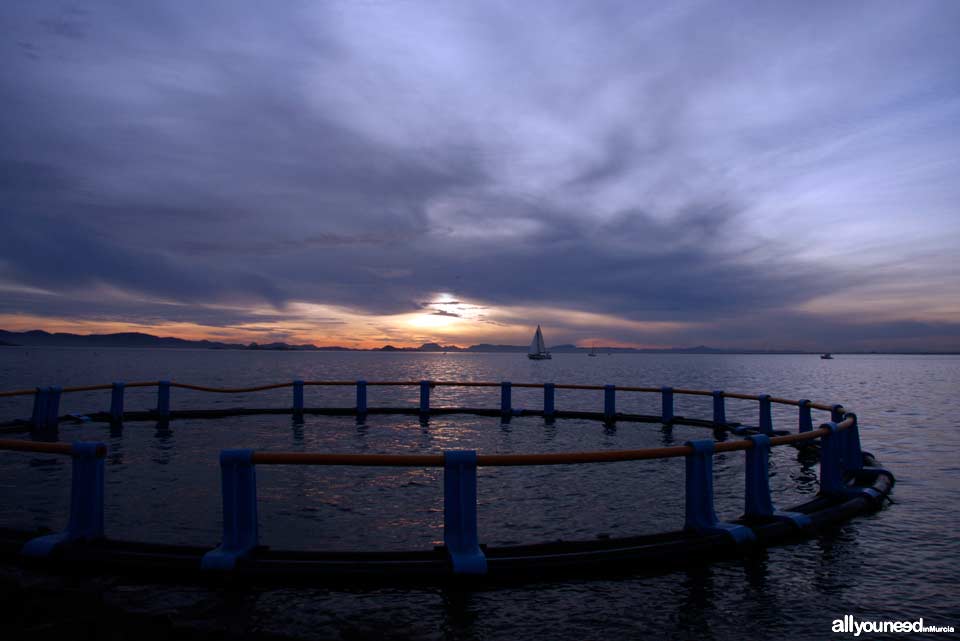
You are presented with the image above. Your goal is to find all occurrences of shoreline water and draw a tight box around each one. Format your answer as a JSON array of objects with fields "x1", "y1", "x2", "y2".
[{"x1": 0, "y1": 350, "x2": 956, "y2": 640}]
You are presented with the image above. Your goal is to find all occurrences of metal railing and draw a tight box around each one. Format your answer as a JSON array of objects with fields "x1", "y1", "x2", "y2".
[
  {"x1": 0, "y1": 379, "x2": 876, "y2": 576},
  {"x1": 2, "y1": 379, "x2": 843, "y2": 432}
]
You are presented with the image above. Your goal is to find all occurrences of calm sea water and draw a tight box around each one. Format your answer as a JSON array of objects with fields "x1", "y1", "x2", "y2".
[{"x1": 0, "y1": 348, "x2": 957, "y2": 639}]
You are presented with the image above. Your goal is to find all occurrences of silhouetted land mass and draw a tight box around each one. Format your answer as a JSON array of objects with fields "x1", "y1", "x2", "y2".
[
  {"x1": 1, "y1": 330, "x2": 956, "y2": 354},
  {"x1": 0, "y1": 330, "x2": 333, "y2": 351}
]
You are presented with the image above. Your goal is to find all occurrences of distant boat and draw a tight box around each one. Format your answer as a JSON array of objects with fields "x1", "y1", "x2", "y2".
[
  {"x1": 528, "y1": 325, "x2": 552, "y2": 360},
  {"x1": 820, "y1": 353, "x2": 833, "y2": 359},
  {"x1": 588, "y1": 344, "x2": 597, "y2": 357}
]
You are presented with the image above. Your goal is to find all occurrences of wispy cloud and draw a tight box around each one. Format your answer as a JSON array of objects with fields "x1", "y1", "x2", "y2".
[{"x1": 1, "y1": 0, "x2": 958, "y2": 349}]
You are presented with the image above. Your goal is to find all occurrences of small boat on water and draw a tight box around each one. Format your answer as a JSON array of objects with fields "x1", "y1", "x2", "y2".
[
  {"x1": 528, "y1": 325, "x2": 551, "y2": 360},
  {"x1": 820, "y1": 353, "x2": 833, "y2": 359},
  {"x1": 588, "y1": 344, "x2": 597, "y2": 357}
]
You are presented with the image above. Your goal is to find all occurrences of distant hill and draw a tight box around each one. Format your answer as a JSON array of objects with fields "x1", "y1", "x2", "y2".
[
  {"x1": 0, "y1": 329, "x2": 852, "y2": 353},
  {"x1": 0, "y1": 329, "x2": 347, "y2": 351}
]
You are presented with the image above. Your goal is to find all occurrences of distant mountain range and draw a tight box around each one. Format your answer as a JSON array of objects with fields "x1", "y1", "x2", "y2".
[
  {"x1": 0, "y1": 330, "x2": 328, "y2": 351},
  {"x1": 2, "y1": 329, "x2": 953, "y2": 354},
  {"x1": 0, "y1": 329, "x2": 786, "y2": 353}
]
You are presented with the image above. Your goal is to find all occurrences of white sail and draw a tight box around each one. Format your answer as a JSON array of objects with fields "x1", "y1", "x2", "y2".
[{"x1": 529, "y1": 325, "x2": 547, "y2": 355}]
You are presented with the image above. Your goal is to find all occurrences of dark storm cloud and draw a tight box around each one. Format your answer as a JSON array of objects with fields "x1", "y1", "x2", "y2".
[{"x1": 1, "y1": 1, "x2": 958, "y2": 346}]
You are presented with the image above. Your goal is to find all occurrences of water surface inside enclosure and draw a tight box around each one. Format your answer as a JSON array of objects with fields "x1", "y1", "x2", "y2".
[{"x1": 1, "y1": 349, "x2": 957, "y2": 639}]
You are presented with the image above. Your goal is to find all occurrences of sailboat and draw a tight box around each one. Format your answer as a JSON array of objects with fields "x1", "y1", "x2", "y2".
[
  {"x1": 588, "y1": 344, "x2": 597, "y2": 357},
  {"x1": 527, "y1": 325, "x2": 551, "y2": 360}
]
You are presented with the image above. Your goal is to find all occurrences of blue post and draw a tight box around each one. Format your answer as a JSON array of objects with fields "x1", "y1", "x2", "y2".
[
  {"x1": 22, "y1": 441, "x2": 107, "y2": 557},
  {"x1": 758, "y1": 394, "x2": 772, "y2": 435},
  {"x1": 712, "y1": 390, "x2": 726, "y2": 425},
  {"x1": 744, "y1": 435, "x2": 774, "y2": 518},
  {"x1": 110, "y1": 382, "x2": 125, "y2": 422},
  {"x1": 356, "y1": 380, "x2": 367, "y2": 416},
  {"x1": 157, "y1": 380, "x2": 171, "y2": 418},
  {"x1": 744, "y1": 435, "x2": 811, "y2": 528},
  {"x1": 500, "y1": 381, "x2": 512, "y2": 418},
  {"x1": 819, "y1": 422, "x2": 844, "y2": 495},
  {"x1": 443, "y1": 450, "x2": 487, "y2": 575},
  {"x1": 684, "y1": 439, "x2": 719, "y2": 530},
  {"x1": 31, "y1": 387, "x2": 50, "y2": 429},
  {"x1": 202, "y1": 449, "x2": 259, "y2": 570},
  {"x1": 420, "y1": 380, "x2": 431, "y2": 416},
  {"x1": 839, "y1": 412, "x2": 863, "y2": 473},
  {"x1": 683, "y1": 439, "x2": 754, "y2": 543},
  {"x1": 661, "y1": 386, "x2": 674, "y2": 424},
  {"x1": 798, "y1": 399, "x2": 813, "y2": 433},
  {"x1": 604, "y1": 385, "x2": 616, "y2": 422},
  {"x1": 293, "y1": 380, "x2": 304, "y2": 414},
  {"x1": 543, "y1": 383, "x2": 555, "y2": 419},
  {"x1": 831, "y1": 404, "x2": 845, "y2": 424},
  {"x1": 44, "y1": 385, "x2": 62, "y2": 429}
]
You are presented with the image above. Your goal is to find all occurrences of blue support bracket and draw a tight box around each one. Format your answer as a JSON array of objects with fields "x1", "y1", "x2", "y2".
[
  {"x1": 604, "y1": 385, "x2": 616, "y2": 423},
  {"x1": 684, "y1": 439, "x2": 755, "y2": 544},
  {"x1": 500, "y1": 381, "x2": 512, "y2": 419},
  {"x1": 157, "y1": 380, "x2": 171, "y2": 418},
  {"x1": 31, "y1": 387, "x2": 50, "y2": 429},
  {"x1": 43, "y1": 385, "x2": 63, "y2": 429},
  {"x1": 292, "y1": 380, "x2": 304, "y2": 414},
  {"x1": 356, "y1": 380, "x2": 367, "y2": 417},
  {"x1": 420, "y1": 380, "x2": 431, "y2": 416},
  {"x1": 712, "y1": 390, "x2": 726, "y2": 425},
  {"x1": 443, "y1": 450, "x2": 487, "y2": 575},
  {"x1": 744, "y1": 435, "x2": 811, "y2": 529},
  {"x1": 661, "y1": 386, "x2": 674, "y2": 424},
  {"x1": 202, "y1": 449, "x2": 259, "y2": 570},
  {"x1": 797, "y1": 399, "x2": 812, "y2": 433},
  {"x1": 758, "y1": 394, "x2": 773, "y2": 435},
  {"x1": 110, "y1": 382, "x2": 125, "y2": 422},
  {"x1": 22, "y1": 441, "x2": 107, "y2": 557},
  {"x1": 831, "y1": 404, "x2": 845, "y2": 424},
  {"x1": 819, "y1": 422, "x2": 845, "y2": 495},
  {"x1": 543, "y1": 383, "x2": 555, "y2": 419},
  {"x1": 839, "y1": 412, "x2": 863, "y2": 473}
]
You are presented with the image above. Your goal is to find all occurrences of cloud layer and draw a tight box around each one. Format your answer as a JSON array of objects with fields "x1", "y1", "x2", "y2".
[{"x1": 1, "y1": 1, "x2": 959, "y2": 349}]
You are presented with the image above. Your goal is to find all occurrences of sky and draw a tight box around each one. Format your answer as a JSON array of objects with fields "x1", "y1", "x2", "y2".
[{"x1": 1, "y1": 1, "x2": 959, "y2": 350}]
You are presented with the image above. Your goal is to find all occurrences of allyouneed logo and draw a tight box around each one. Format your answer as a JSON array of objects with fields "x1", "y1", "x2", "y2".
[{"x1": 833, "y1": 615, "x2": 954, "y2": 636}]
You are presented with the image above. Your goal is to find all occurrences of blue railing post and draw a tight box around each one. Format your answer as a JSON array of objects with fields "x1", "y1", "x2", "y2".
[
  {"x1": 110, "y1": 382, "x2": 125, "y2": 422},
  {"x1": 743, "y1": 435, "x2": 811, "y2": 528},
  {"x1": 31, "y1": 386, "x2": 50, "y2": 429},
  {"x1": 819, "y1": 422, "x2": 844, "y2": 495},
  {"x1": 840, "y1": 412, "x2": 863, "y2": 473},
  {"x1": 831, "y1": 404, "x2": 845, "y2": 424},
  {"x1": 758, "y1": 394, "x2": 773, "y2": 435},
  {"x1": 22, "y1": 441, "x2": 107, "y2": 557},
  {"x1": 604, "y1": 385, "x2": 616, "y2": 423},
  {"x1": 292, "y1": 380, "x2": 304, "y2": 414},
  {"x1": 661, "y1": 386, "x2": 674, "y2": 424},
  {"x1": 443, "y1": 450, "x2": 487, "y2": 575},
  {"x1": 683, "y1": 439, "x2": 754, "y2": 543},
  {"x1": 543, "y1": 383, "x2": 555, "y2": 419},
  {"x1": 420, "y1": 380, "x2": 431, "y2": 417},
  {"x1": 744, "y1": 435, "x2": 774, "y2": 518},
  {"x1": 202, "y1": 449, "x2": 259, "y2": 570},
  {"x1": 712, "y1": 390, "x2": 726, "y2": 425},
  {"x1": 684, "y1": 439, "x2": 719, "y2": 530},
  {"x1": 43, "y1": 385, "x2": 62, "y2": 430},
  {"x1": 500, "y1": 381, "x2": 512, "y2": 419},
  {"x1": 157, "y1": 380, "x2": 171, "y2": 418},
  {"x1": 356, "y1": 380, "x2": 367, "y2": 418},
  {"x1": 798, "y1": 399, "x2": 812, "y2": 433}
]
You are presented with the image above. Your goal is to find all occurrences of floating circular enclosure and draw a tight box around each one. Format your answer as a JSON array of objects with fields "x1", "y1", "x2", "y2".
[{"x1": 0, "y1": 380, "x2": 895, "y2": 583}]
